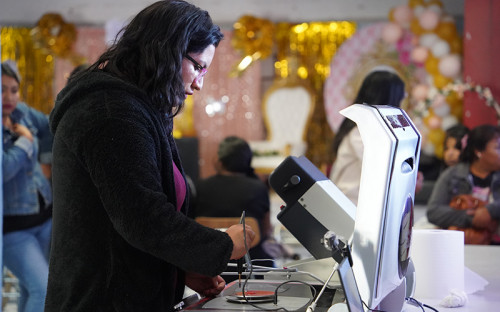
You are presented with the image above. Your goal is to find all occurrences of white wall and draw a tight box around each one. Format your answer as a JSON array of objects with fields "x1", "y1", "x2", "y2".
[{"x1": 0, "y1": 0, "x2": 464, "y2": 28}]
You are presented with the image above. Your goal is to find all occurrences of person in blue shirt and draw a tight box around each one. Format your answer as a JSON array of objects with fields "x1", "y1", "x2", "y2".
[{"x1": 2, "y1": 60, "x2": 53, "y2": 312}]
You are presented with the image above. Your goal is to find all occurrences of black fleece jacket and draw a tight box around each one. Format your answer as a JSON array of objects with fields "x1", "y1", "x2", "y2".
[{"x1": 45, "y1": 71, "x2": 233, "y2": 311}]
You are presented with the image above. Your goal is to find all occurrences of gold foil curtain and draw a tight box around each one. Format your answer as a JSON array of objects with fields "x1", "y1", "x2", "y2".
[
  {"x1": 274, "y1": 21, "x2": 356, "y2": 167},
  {"x1": 1, "y1": 27, "x2": 55, "y2": 115}
]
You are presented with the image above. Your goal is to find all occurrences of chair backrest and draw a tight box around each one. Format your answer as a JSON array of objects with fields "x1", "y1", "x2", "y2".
[
  {"x1": 195, "y1": 216, "x2": 261, "y2": 248},
  {"x1": 262, "y1": 80, "x2": 315, "y2": 155}
]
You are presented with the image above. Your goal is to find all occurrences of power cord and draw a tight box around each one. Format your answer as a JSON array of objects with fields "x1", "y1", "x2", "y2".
[
  {"x1": 405, "y1": 297, "x2": 439, "y2": 312},
  {"x1": 237, "y1": 213, "x2": 317, "y2": 311},
  {"x1": 362, "y1": 301, "x2": 386, "y2": 312}
]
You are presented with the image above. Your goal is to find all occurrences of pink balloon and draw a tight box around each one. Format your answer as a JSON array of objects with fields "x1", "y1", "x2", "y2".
[
  {"x1": 412, "y1": 84, "x2": 429, "y2": 101},
  {"x1": 381, "y1": 23, "x2": 403, "y2": 44},
  {"x1": 438, "y1": 54, "x2": 461, "y2": 78},
  {"x1": 427, "y1": 115, "x2": 442, "y2": 129},
  {"x1": 419, "y1": 10, "x2": 440, "y2": 30},
  {"x1": 393, "y1": 5, "x2": 413, "y2": 27},
  {"x1": 411, "y1": 46, "x2": 429, "y2": 64}
]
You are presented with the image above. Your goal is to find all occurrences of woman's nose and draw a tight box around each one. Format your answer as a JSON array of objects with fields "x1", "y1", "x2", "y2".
[{"x1": 192, "y1": 77, "x2": 204, "y2": 91}]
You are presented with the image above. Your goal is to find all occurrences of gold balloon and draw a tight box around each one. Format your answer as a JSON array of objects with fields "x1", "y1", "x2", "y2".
[
  {"x1": 408, "y1": 0, "x2": 425, "y2": 9},
  {"x1": 231, "y1": 15, "x2": 274, "y2": 76},
  {"x1": 388, "y1": 7, "x2": 395, "y2": 22},
  {"x1": 449, "y1": 36, "x2": 463, "y2": 54},
  {"x1": 410, "y1": 18, "x2": 425, "y2": 36},
  {"x1": 435, "y1": 22, "x2": 457, "y2": 42},
  {"x1": 32, "y1": 13, "x2": 78, "y2": 58},
  {"x1": 232, "y1": 16, "x2": 273, "y2": 57},
  {"x1": 427, "y1": 0, "x2": 443, "y2": 8},
  {"x1": 433, "y1": 73, "x2": 453, "y2": 88},
  {"x1": 428, "y1": 128, "x2": 445, "y2": 144},
  {"x1": 446, "y1": 92, "x2": 461, "y2": 107},
  {"x1": 447, "y1": 92, "x2": 464, "y2": 120},
  {"x1": 450, "y1": 103, "x2": 463, "y2": 120},
  {"x1": 425, "y1": 54, "x2": 439, "y2": 75},
  {"x1": 428, "y1": 128, "x2": 445, "y2": 158},
  {"x1": 434, "y1": 142, "x2": 444, "y2": 159}
]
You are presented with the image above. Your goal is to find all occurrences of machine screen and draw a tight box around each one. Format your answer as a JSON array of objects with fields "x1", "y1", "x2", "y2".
[{"x1": 386, "y1": 114, "x2": 410, "y2": 129}]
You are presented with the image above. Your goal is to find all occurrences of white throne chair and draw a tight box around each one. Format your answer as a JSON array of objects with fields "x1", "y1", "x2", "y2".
[{"x1": 250, "y1": 80, "x2": 315, "y2": 174}]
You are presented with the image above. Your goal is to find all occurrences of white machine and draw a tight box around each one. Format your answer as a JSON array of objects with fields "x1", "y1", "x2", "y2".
[
  {"x1": 343, "y1": 104, "x2": 421, "y2": 311},
  {"x1": 178, "y1": 104, "x2": 421, "y2": 312},
  {"x1": 268, "y1": 104, "x2": 421, "y2": 311}
]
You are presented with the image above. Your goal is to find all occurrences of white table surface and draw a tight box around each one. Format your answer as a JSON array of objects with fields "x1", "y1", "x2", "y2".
[{"x1": 403, "y1": 244, "x2": 500, "y2": 312}]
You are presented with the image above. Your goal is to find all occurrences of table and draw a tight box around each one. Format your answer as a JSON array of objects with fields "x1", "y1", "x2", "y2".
[
  {"x1": 181, "y1": 245, "x2": 500, "y2": 311},
  {"x1": 404, "y1": 245, "x2": 500, "y2": 312}
]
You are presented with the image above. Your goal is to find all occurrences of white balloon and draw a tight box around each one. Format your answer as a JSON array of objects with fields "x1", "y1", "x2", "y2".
[
  {"x1": 419, "y1": 33, "x2": 439, "y2": 48},
  {"x1": 431, "y1": 40, "x2": 450, "y2": 58},
  {"x1": 441, "y1": 115, "x2": 459, "y2": 131},
  {"x1": 413, "y1": 5, "x2": 425, "y2": 17},
  {"x1": 433, "y1": 102, "x2": 451, "y2": 117},
  {"x1": 427, "y1": 4, "x2": 443, "y2": 15},
  {"x1": 439, "y1": 54, "x2": 462, "y2": 78}
]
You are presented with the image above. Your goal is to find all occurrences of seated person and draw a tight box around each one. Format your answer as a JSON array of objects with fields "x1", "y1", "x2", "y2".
[
  {"x1": 427, "y1": 124, "x2": 500, "y2": 244},
  {"x1": 415, "y1": 124, "x2": 469, "y2": 206},
  {"x1": 195, "y1": 136, "x2": 275, "y2": 280}
]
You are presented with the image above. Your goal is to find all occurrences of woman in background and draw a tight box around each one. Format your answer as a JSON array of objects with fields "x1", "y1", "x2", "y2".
[
  {"x1": 2, "y1": 61, "x2": 53, "y2": 312},
  {"x1": 427, "y1": 124, "x2": 500, "y2": 244},
  {"x1": 329, "y1": 70, "x2": 406, "y2": 205}
]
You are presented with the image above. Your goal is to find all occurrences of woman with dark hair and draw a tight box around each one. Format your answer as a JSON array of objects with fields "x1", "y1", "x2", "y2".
[
  {"x1": 442, "y1": 123, "x2": 470, "y2": 168},
  {"x1": 194, "y1": 136, "x2": 274, "y2": 280},
  {"x1": 45, "y1": 1, "x2": 254, "y2": 311},
  {"x1": 329, "y1": 70, "x2": 406, "y2": 204},
  {"x1": 2, "y1": 60, "x2": 53, "y2": 312},
  {"x1": 427, "y1": 124, "x2": 500, "y2": 244}
]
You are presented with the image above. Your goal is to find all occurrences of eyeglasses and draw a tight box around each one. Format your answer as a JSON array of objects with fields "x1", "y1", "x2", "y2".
[{"x1": 184, "y1": 54, "x2": 207, "y2": 80}]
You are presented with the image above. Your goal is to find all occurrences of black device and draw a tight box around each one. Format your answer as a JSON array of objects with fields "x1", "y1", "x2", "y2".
[{"x1": 269, "y1": 155, "x2": 356, "y2": 260}]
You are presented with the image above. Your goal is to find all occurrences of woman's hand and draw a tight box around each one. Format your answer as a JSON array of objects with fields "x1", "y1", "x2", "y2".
[
  {"x1": 185, "y1": 272, "x2": 226, "y2": 297},
  {"x1": 13, "y1": 123, "x2": 33, "y2": 142},
  {"x1": 225, "y1": 224, "x2": 255, "y2": 260}
]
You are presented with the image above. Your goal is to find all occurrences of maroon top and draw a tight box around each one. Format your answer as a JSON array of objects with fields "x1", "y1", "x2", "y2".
[{"x1": 172, "y1": 161, "x2": 186, "y2": 211}]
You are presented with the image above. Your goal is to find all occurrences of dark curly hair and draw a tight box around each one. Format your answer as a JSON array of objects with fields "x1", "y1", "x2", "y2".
[
  {"x1": 444, "y1": 124, "x2": 469, "y2": 151},
  {"x1": 88, "y1": 0, "x2": 223, "y2": 117},
  {"x1": 460, "y1": 124, "x2": 500, "y2": 163}
]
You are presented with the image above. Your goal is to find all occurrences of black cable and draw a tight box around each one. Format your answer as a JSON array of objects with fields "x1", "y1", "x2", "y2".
[
  {"x1": 423, "y1": 303, "x2": 439, "y2": 312},
  {"x1": 238, "y1": 217, "x2": 316, "y2": 311},
  {"x1": 405, "y1": 297, "x2": 440, "y2": 312},
  {"x1": 362, "y1": 300, "x2": 386, "y2": 312},
  {"x1": 406, "y1": 297, "x2": 425, "y2": 312}
]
